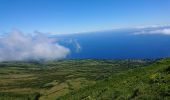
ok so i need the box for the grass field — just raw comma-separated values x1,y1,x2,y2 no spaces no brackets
0,59,151,100
57,58,170,100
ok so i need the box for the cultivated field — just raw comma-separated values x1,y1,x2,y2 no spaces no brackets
0,59,150,100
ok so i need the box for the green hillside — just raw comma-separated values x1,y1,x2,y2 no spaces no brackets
0,59,150,100
57,58,170,100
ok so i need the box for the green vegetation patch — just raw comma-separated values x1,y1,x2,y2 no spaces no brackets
57,58,170,100
0,59,151,100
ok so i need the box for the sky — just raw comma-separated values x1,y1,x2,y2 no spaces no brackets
0,0,170,34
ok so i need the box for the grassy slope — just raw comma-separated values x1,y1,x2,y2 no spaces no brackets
0,59,150,100
57,58,170,100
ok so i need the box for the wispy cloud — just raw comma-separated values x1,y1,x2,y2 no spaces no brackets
74,40,81,53
133,24,170,29
133,25,170,35
0,30,70,61
67,39,82,53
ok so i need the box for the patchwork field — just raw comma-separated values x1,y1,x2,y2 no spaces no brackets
58,58,170,100
0,59,151,100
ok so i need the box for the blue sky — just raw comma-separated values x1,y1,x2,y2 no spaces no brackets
0,0,170,34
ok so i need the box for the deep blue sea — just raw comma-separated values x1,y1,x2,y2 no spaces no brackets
53,28,170,59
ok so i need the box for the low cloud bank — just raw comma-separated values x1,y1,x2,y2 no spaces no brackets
134,27,170,35
0,30,70,61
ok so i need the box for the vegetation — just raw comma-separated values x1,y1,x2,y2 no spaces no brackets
0,59,150,100
57,58,170,100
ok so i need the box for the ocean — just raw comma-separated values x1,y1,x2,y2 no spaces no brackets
53,28,170,59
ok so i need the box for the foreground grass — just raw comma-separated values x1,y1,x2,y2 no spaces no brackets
57,58,170,100
0,59,150,100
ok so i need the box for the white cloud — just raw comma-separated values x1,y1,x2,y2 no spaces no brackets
149,28,170,35
67,38,82,53
0,30,70,61
133,24,170,29
74,40,81,52
134,28,170,35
